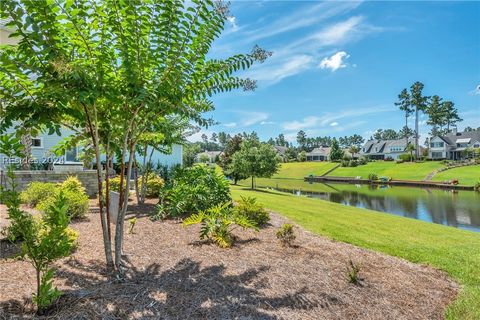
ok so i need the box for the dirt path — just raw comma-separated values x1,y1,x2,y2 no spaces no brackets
0,203,458,319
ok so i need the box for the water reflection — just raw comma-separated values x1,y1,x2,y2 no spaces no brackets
277,183,480,232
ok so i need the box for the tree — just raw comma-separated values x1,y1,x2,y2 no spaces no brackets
405,143,415,162
296,130,307,151
349,134,365,148
218,134,245,184
442,101,462,132
218,131,229,147
298,150,307,162
409,82,430,158
199,153,210,163
211,132,218,143
231,138,279,189
329,138,344,161
395,88,413,145
183,143,201,167
1,0,270,276
275,133,286,147
348,145,359,158
425,95,446,136
398,126,415,140
372,129,398,140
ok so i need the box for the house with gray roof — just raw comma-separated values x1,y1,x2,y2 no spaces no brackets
360,138,409,160
306,147,331,161
428,129,480,160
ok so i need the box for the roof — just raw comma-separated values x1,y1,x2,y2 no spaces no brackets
274,145,288,155
306,147,330,156
456,138,471,144
361,138,408,155
435,130,480,146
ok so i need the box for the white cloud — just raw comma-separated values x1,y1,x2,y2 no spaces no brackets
226,16,238,32
469,85,480,95
330,122,339,126
312,16,364,46
223,122,237,128
246,55,313,84
243,1,363,43
319,51,350,71
260,121,275,125
238,111,269,126
283,106,394,131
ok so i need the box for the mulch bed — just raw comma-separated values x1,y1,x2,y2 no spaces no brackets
0,200,458,319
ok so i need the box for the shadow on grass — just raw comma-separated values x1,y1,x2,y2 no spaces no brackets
233,187,290,196
0,258,321,319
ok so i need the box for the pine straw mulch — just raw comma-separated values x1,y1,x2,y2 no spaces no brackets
0,200,458,320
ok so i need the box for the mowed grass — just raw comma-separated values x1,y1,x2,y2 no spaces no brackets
328,161,445,180
432,165,480,186
231,185,480,319
270,162,338,179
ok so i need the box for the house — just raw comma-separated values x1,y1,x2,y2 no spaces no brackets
428,129,480,160
0,126,183,171
273,145,288,161
306,147,331,161
195,151,222,163
360,138,409,160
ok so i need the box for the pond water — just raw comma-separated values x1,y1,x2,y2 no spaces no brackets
266,181,480,232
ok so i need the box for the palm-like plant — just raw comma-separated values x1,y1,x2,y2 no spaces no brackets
405,143,415,162
183,202,258,248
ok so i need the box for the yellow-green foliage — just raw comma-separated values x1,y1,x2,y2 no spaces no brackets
276,223,296,247
38,189,89,219
20,182,57,207
60,176,86,194
235,196,270,226
139,173,164,198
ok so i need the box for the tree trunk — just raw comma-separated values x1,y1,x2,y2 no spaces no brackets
415,107,419,159
21,128,32,170
134,154,140,205
93,137,114,270
251,176,254,189
114,142,135,278
105,151,112,242
405,114,408,146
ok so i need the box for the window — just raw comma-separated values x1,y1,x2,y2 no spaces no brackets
456,143,468,148
31,138,43,148
390,146,403,152
65,148,78,162
431,152,443,159
430,142,444,148
474,144,480,148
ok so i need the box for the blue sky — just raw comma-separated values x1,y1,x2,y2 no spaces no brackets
191,1,480,143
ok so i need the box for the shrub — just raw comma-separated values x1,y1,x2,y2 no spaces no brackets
20,182,57,207
38,189,89,219
384,156,394,161
357,157,368,165
342,154,352,161
60,176,85,194
276,224,296,247
139,173,164,198
346,259,362,284
340,160,349,167
399,153,413,162
153,166,230,219
368,173,378,181
183,202,258,248
235,196,270,227
396,159,404,164
348,160,358,167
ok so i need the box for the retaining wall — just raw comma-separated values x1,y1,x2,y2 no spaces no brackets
1,170,99,196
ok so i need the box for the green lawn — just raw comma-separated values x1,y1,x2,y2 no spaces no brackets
231,185,480,319
328,161,445,180
432,165,480,186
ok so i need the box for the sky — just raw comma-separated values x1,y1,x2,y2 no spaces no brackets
190,0,480,143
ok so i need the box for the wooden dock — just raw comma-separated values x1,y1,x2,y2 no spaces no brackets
304,176,475,191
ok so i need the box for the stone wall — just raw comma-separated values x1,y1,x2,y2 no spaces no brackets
2,170,99,196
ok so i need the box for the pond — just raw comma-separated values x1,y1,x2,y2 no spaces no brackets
263,180,480,232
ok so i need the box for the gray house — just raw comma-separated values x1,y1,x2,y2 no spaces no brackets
306,147,331,161
360,139,409,160
428,129,480,160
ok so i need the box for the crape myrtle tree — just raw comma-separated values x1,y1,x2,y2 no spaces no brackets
0,0,271,277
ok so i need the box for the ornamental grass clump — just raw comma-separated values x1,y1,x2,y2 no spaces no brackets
346,259,362,285
183,202,258,248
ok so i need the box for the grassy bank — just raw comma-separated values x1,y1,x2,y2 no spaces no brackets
327,161,445,180
432,165,480,186
231,185,480,319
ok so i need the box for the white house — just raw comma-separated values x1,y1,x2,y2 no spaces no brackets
428,129,480,160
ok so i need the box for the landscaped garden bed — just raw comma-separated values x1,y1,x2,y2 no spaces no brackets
0,201,458,319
